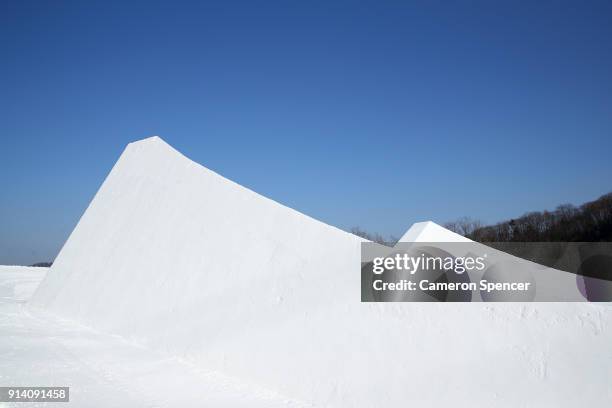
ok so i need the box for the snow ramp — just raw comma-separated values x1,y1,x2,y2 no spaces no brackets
32,137,612,407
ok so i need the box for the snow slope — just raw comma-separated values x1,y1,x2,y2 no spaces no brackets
0,268,313,407
29,137,612,407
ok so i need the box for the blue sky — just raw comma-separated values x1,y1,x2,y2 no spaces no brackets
1,0,612,264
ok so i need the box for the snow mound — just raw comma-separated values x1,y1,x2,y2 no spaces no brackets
31,137,612,407
399,220,471,242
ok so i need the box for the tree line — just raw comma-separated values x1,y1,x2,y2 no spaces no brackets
445,192,612,242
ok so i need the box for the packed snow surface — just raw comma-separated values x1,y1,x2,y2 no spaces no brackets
0,267,312,407
2,137,611,407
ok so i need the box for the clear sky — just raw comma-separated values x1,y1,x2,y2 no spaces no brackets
1,0,612,265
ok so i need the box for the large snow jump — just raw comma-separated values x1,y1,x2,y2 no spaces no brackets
31,137,612,407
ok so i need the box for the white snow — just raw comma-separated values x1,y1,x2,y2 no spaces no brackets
0,266,47,302
0,268,313,407
1,137,610,407
400,220,472,242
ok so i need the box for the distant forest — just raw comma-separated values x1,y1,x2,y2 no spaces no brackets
351,191,612,243
445,192,612,242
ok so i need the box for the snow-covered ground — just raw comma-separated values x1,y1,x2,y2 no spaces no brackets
0,266,312,407
0,266,46,302
3,264,611,407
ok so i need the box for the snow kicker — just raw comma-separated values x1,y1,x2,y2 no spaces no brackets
31,137,612,407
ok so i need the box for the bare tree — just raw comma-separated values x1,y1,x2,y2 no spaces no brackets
444,217,482,236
